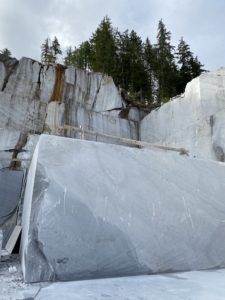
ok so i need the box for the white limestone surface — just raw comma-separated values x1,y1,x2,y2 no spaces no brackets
3,57,41,97
211,108,225,161
140,69,225,144
0,57,123,135
21,135,225,283
64,68,122,112
39,64,55,103
128,107,147,122
35,270,225,300
0,93,47,133
0,128,20,151
153,107,225,161
44,105,138,145
17,134,40,168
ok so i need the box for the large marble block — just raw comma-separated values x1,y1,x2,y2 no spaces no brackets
21,135,225,283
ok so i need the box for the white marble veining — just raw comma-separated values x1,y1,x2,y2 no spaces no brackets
21,135,225,283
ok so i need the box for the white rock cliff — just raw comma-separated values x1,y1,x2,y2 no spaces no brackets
140,68,225,161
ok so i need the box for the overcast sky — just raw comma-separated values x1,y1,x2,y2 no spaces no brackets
0,0,224,71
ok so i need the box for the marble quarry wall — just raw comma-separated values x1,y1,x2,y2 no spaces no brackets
0,55,139,163
140,68,225,161
21,135,225,283
1,54,225,163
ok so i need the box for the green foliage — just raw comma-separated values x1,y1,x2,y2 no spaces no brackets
143,38,156,103
89,16,117,77
62,16,205,105
41,37,62,64
0,48,11,56
63,41,92,69
51,36,62,62
175,37,205,93
154,19,178,103
64,46,73,66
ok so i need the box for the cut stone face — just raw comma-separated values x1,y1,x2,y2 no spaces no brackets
0,229,2,262
141,68,225,143
0,170,24,247
21,135,225,283
0,170,24,225
0,128,21,151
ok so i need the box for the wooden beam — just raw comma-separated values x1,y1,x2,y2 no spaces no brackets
63,125,189,156
0,158,31,161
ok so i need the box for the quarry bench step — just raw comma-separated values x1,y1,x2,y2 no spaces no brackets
63,124,189,156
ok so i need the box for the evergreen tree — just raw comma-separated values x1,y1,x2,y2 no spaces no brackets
144,38,156,102
0,48,11,56
116,29,148,99
176,37,205,92
155,19,177,102
60,16,206,105
41,37,62,64
176,37,193,92
74,41,91,70
41,37,52,64
115,29,130,89
64,46,73,66
89,16,117,77
127,30,147,96
51,36,62,63
190,55,205,78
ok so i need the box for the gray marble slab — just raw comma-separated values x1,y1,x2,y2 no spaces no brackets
21,135,225,283
0,170,24,247
0,229,2,262
0,170,23,225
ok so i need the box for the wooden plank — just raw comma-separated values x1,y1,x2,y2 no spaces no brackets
5,225,22,254
63,125,189,156
0,158,31,161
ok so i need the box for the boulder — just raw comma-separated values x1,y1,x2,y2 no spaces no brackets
21,134,225,283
